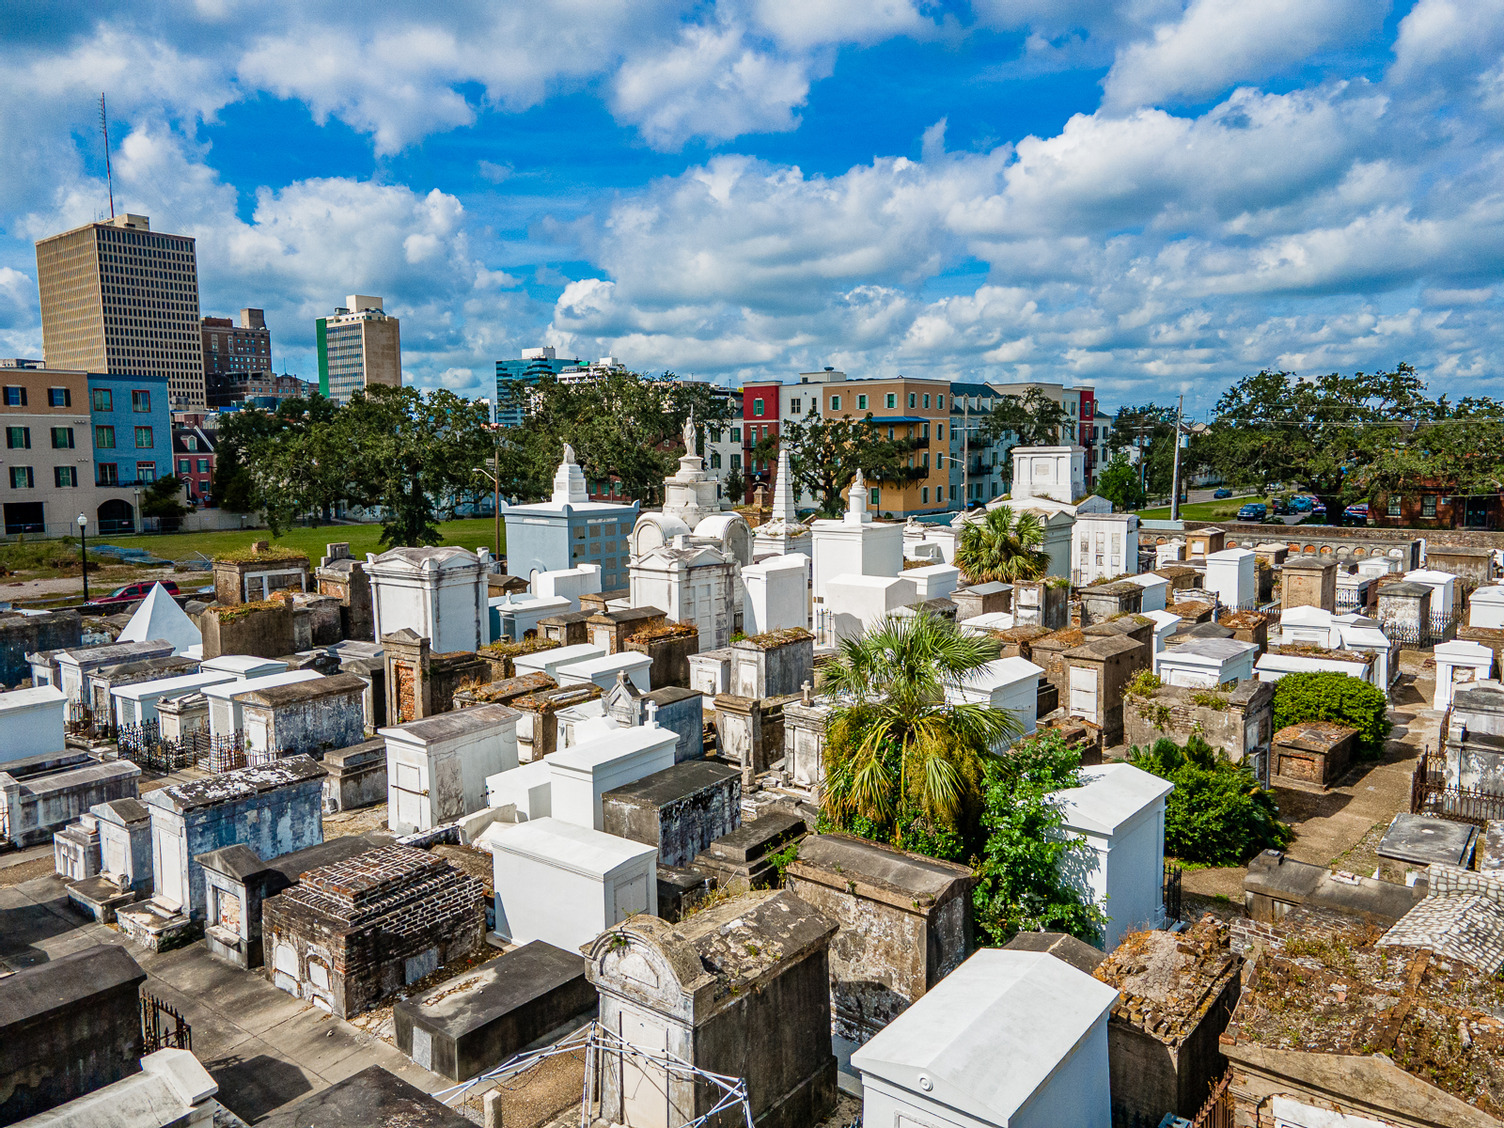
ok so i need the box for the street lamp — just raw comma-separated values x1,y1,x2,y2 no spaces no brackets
76,513,89,604
473,464,501,560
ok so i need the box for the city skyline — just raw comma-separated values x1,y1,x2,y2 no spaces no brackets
0,3,1501,413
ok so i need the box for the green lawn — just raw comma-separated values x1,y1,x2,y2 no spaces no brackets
1,517,506,572
1136,497,1275,522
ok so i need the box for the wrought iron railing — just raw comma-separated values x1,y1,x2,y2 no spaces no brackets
141,993,191,1053
1380,608,1463,648
1411,751,1504,828
1163,862,1183,924
1188,1071,1233,1128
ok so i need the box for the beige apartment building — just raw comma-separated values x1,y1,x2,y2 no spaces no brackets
315,296,402,405
35,214,204,408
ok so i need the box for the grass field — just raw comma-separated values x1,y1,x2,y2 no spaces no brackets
1136,497,1277,521
0,517,505,577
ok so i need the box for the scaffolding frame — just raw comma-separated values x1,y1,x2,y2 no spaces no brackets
432,1019,755,1128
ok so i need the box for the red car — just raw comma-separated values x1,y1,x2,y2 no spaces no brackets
92,580,180,606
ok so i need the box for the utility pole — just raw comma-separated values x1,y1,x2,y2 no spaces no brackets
1170,394,1186,522
962,399,970,507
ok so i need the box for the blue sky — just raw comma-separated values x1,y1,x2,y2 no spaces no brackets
1,0,1503,415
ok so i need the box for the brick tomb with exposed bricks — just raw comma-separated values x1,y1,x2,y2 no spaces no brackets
262,844,485,1019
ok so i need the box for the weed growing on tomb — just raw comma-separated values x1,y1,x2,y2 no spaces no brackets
971,730,1105,946
1271,671,1391,759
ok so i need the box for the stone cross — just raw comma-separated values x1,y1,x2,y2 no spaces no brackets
801,679,812,705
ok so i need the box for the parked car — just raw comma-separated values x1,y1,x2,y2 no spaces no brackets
1237,503,1268,521
92,580,180,606
1344,502,1370,526
1271,498,1290,515
1213,487,1233,499
1289,495,1313,512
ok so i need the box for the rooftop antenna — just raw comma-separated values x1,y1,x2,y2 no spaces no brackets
99,93,115,219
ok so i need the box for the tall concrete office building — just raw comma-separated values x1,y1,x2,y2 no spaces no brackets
315,295,402,405
35,214,205,408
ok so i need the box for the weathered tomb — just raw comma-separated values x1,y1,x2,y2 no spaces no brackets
601,759,741,868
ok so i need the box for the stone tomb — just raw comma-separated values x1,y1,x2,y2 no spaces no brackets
1052,763,1173,951
741,553,810,636
548,720,677,831
367,545,491,653
584,889,838,1128
728,628,814,700
952,581,1012,620
198,833,380,968
1242,850,1425,926
692,809,807,890
238,671,368,761
0,753,140,850
382,630,490,726
321,737,389,813
601,759,741,867
65,795,154,921
1154,636,1259,689
686,648,731,698
851,948,1117,1128
1433,638,1495,710
53,639,176,705
394,940,597,1082
0,945,148,1124
1064,634,1149,746
479,817,658,952
381,703,520,835
555,650,652,693
784,833,973,1047
1470,585,1504,629
0,685,66,765
1012,578,1070,630
263,844,485,1019
821,574,916,646
945,656,1043,745
1076,581,1144,626
784,690,833,791
1272,721,1360,789
117,756,326,950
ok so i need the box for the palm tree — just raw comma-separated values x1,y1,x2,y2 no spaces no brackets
954,505,1050,583
819,612,1023,850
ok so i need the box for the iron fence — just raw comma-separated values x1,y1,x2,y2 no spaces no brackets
1189,1072,1233,1128
206,732,247,774
1380,608,1463,648
141,993,191,1053
1163,862,1183,924
66,702,109,740
116,723,241,775
1411,751,1504,828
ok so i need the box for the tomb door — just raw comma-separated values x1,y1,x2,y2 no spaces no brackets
618,1011,671,1128
1069,666,1098,721
156,829,184,908
394,762,425,831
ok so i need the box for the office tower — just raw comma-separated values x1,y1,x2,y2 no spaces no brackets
35,214,204,408
202,308,272,404
315,295,402,405
493,347,581,426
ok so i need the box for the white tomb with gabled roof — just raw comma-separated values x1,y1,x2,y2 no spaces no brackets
547,719,676,831
555,651,652,693
1051,762,1174,951
112,670,239,728
512,642,606,681
945,657,1043,742
1155,637,1258,689
1470,585,1504,629
852,947,1116,1128
477,816,657,952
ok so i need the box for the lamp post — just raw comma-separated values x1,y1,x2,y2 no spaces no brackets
474,462,501,560
76,513,89,604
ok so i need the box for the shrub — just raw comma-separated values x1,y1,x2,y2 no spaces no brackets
972,730,1106,946
1124,669,1162,698
1271,671,1391,759
1128,736,1291,866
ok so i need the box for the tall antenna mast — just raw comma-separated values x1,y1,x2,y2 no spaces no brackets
99,94,115,219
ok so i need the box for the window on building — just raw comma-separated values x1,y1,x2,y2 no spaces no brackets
5,427,29,450
923,394,930,408
857,394,868,410
136,462,156,483
47,387,70,407
1422,495,1437,518
135,426,153,448
923,452,930,468
937,423,944,440
949,484,956,500
937,395,945,409
54,466,77,488
830,395,841,411
9,466,33,488
885,393,896,409
922,423,930,440
731,453,742,469
50,427,73,449
132,390,152,412
710,450,722,469
753,398,765,416
198,458,210,474
91,388,112,412
789,398,802,415
1387,495,1401,517
184,435,197,451
178,458,191,475
98,463,118,486
909,393,916,408
730,427,741,442
94,425,115,449
922,486,929,503
871,487,880,505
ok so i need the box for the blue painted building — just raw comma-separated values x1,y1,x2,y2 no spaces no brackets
502,447,638,591
87,373,172,532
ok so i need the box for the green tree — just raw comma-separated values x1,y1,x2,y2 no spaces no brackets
779,412,916,518
1271,671,1392,759
140,475,188,530
1095,451,1145,511
972,730,1107,945
213,404,287,513
1127,736,1292,865
818,612,1021,855
1109,403,1187,499
341,386,492,547
977,388,1071,447
723,464,746,507
247,395,351,533
953,506,1050,583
